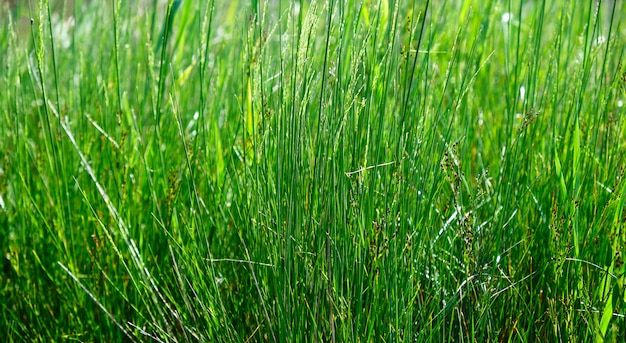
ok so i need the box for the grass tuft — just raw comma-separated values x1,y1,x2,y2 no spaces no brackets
1,0,626,341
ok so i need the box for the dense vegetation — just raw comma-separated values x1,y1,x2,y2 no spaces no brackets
1,0,625,341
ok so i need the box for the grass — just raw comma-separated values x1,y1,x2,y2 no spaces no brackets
1,0,625,341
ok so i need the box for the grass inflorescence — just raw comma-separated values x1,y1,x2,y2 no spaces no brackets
1,0,625,341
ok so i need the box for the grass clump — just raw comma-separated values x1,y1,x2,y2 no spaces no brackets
1,0,626,341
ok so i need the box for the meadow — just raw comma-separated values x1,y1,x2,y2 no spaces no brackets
1,0,625,341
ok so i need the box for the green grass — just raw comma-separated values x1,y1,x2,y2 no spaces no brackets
1,0,626,341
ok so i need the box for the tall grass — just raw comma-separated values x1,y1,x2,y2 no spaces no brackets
1,0,625,341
